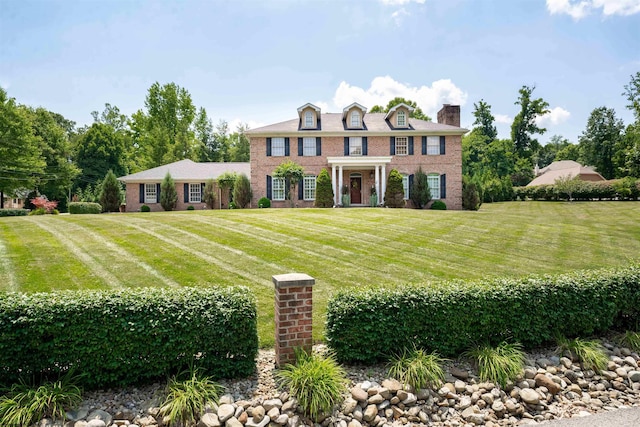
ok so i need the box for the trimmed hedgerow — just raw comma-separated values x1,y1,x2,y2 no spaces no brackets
0,209,28,217
68,202,102,214
515,178,640,201
326,265,640,364
0,287,258,389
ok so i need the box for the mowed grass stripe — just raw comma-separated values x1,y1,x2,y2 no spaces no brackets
0,234,17,291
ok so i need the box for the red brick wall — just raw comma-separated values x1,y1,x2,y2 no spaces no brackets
123,181,232,212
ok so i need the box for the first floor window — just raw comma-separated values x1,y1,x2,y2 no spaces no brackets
303,137,316,156
349,137,362,156
304,175,316,200
189,183,201,203
145,183,157,203
396,137,408,156
273,177,285,201
271,137,285,156
402,174,409,200
427,174,440,199
427,136,440,155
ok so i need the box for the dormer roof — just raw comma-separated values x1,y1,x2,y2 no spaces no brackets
297,103,321,115
384,102,414,121
341,102,367,121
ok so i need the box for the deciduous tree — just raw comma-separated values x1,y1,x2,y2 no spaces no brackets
472,99,497,142
511,85,550,158
578,106,624,179
370,97,431,121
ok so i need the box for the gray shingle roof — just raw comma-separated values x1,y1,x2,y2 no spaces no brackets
245,113,467,135
118,159,250,182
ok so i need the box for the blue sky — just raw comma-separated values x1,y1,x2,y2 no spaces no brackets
1,0,639,144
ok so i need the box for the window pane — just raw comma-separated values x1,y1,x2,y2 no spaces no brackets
351,111,360,127
305,111,313,127
145,183,157,203
397,111,406,127
402,175,409,200
304,176,316,200
396,137,408,155
349,137,362,156
427,136,440,155
427,175,440,199
272,137,285,156
303,137,316,156
273,177,285,201
189,183,201,203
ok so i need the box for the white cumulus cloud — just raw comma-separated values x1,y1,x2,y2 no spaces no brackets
494,114,513,124
546,0,640,19
331,76,468,119
535,107,571,127
380,0,426,5
391,8,410,25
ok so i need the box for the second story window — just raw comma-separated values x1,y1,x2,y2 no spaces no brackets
271,137,285,156
426,136,440,155
350,110,361,128
303,137,316,156
397,110,406,127
349,137,362,156
305,111,314,128
395,137,408,155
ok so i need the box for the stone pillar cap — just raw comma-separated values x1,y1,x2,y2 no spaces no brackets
272,273,315,288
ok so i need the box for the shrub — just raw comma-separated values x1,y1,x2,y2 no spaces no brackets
141,204,151,212
388,347,445,390
384,169,405,208
160,172,178,211
0,372,82,425
228,201,237,209
186,205,195,211
276,348,347,422
0,209,28,217
30,197,57,214
159,367,223,427
99,170,123,212
315,168,334,208
203,179,216,209
0,287,258,388
325,265,640,363
232,173,252,208
68,202,102,215
555,336,608,373
409,167,431,209
29,208,46,215
431,200,447,210
258,197,271,208
464,342,525,388
515,178,640,201
462,181,481,210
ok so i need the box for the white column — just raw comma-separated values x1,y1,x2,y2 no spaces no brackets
381,164,386,205
331,165,337,206
374,165,380,205
338,165,344,205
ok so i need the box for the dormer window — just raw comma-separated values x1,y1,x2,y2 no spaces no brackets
351,111,361,128
305,111,314,128
397,110,406,127
297,103,321,129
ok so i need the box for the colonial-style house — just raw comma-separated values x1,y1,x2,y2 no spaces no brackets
118,159,250,212
246,103,467,209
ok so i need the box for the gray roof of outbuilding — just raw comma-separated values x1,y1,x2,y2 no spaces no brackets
118,159,250,182
245,113,467,135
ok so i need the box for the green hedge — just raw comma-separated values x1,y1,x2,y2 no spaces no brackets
515,178,640,201
68,202,102,214
0,287,258,388
0,209,29,217
326,266,640,364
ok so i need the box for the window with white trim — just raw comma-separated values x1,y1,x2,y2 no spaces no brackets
396,137,408,155
402,174,409,200
426,136,440,155
189,183,202,203
303,137,316,156
350,110,361,128
303,175,316,200
349,137,362,156
273,177,285,201
271,137,285,156
145,183,157,203
305,111,314,128
427,174,440,199
397,110,406,127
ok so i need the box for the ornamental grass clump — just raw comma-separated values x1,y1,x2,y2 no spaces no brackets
0,373,83,426
615,331,640,352
276,348,347,422
465,342,525,388
159,367,223,427
388,347,446,390
556,336,608,373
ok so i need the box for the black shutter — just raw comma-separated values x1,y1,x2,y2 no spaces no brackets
139,184,144,203
184,183,189,203
344,137,349,156
316,137,321,156
201,183,205,200
363,137,368,155
266,176,272,200
266,138,272,156
285,137,290,156
408,136,414,155
298,178,304,200
298,138,303,156
409,174,414,199
440,174,447,199
156,183,161,203
390,137,396,155
422,136,427,155
440,136,446,155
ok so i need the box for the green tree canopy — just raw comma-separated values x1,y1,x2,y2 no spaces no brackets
369,97,431,121
511,85,550,158
75,122,128,189
578,106,624,179
472,99,498,142
273,160,305,207
623,71,640,122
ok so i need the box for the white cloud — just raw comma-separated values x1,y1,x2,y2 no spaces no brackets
380,0,426,5
314,101,330,113
546,0,640,19
494,114,513,124
391,8,409,25
331,76,467,119
535,106,571,127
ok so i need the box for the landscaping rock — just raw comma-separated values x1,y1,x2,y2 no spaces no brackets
519,389,540,405
351,386,368,402
535,373,562,394
199,413,220,427
217,404,235,423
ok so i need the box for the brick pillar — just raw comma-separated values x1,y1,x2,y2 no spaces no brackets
272,273,315,366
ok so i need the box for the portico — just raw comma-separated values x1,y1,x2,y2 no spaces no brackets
327,156,392,206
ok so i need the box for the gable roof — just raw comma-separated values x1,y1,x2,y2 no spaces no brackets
527,160,604,187
246,113,467,136
384,102,414,121
118,159,250,183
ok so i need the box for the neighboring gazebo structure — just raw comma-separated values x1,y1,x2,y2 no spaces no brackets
527,160,605,187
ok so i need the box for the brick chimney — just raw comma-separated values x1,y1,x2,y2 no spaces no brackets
437,104,460,127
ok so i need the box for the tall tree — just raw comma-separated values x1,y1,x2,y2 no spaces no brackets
194,108,216,162
535,135,574,168
99,169,123,212
369,97,431,121
75,122,128,189
229,123,250,162
578,106,624,179
623,71,640,121
0,88,44,206
511,85,550,158
214,120,231,162
91,103,128,132
160,172,178,211
472,99,497,141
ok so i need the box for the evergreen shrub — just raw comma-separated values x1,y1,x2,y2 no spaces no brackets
0,209,28,217
326,265,640,363
68,202,102,214
258,197,271,208
314,169,334,208
141,205,151,212
430,200,447,210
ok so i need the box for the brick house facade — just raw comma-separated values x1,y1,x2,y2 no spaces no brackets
246,103,467,209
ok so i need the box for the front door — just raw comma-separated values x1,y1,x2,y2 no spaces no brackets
350,176,362,204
